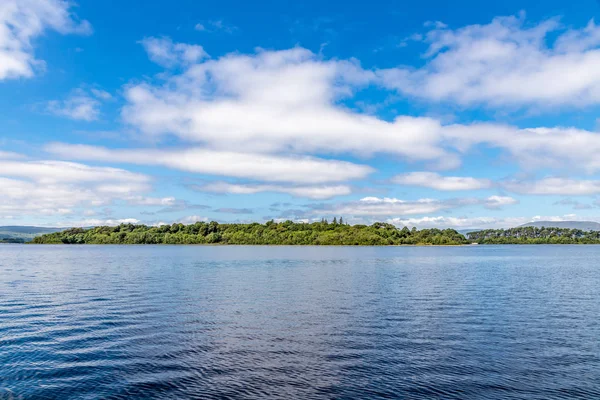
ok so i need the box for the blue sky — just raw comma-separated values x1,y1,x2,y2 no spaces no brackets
3,0,600,229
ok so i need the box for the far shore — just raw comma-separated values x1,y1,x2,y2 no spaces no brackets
20,221,600,246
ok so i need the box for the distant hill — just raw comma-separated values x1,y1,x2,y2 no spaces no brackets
0,226,64,242
519,221,600,231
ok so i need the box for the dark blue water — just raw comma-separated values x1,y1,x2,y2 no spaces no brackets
1,245,599,399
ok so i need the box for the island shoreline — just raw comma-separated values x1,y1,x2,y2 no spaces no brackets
29,222,600,246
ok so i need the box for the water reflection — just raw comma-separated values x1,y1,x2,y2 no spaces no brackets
1,245,599,399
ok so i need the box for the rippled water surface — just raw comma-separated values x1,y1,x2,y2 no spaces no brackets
1,245,600,399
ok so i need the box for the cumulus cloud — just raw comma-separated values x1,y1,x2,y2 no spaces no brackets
484,195,518,209
313,196,454,216
177,215,209,224
0,159,148,185
0,150,24,159
31,38,600,206
49,120,600,182
309,195,518,217
443,124,600,174
195,182,352,199
386,216,528,229
46,88,111,121
119,43,600,175
0,157,165,218
378,13,600,108
121,46,460,166
0,176,127,217
385,215,598,230
0,0,91,80
89,88,112,100
25,30,600,224
502,177,600,195
392,171,492,190
51,136,562,206
139,37,207,68
46,143,372,184
46,95,98,121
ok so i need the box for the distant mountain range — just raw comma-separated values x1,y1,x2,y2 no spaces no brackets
0,226,63,242
518,221,600,231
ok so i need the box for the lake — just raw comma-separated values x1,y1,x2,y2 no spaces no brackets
1,245,599,399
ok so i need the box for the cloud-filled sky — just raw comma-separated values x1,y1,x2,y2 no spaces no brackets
3,0,600,229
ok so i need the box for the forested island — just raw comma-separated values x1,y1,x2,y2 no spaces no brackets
31,220,468,245
29,221,600,245
468,226,600,244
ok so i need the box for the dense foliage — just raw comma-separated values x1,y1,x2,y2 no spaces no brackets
468,226,600,244
31,220,468,246
0,237,25,244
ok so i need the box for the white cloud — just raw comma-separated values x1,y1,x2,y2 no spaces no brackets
45,143,373,184
0,0,91,80
0,150,24,159
387,216,529,229
273,218,312,224
485,195,518,209
47,94,99,121
310,195,518,217
89,88,112,100
119,43,600,175
46,87,111,121
502,177,600,195
442,124,600,174
0,159,148,184
198,182,352,199
0,177,103,217
311,197,454,217
178,215,209,224
385,215,600,230
121,46,460,166
49,214,600,230
194,20,237,33
125,196,176,206
392,171,492,190
0,157,162,218
53,218,141,228
24,34,600,226
424,21,448,29
139,37,207,68
378,13,600,107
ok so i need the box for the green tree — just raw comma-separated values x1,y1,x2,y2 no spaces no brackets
32,221,473,246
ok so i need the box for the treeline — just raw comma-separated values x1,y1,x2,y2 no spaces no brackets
31,220,468,246
0,238,25,244
468,226,600,244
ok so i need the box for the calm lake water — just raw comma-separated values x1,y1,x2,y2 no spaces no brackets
1,245,599,399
